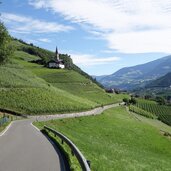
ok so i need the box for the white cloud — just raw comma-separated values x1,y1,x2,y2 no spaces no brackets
107,29,171,53
38,38,51,43
71,54,120,66
29,0,171,53
1,12,73,34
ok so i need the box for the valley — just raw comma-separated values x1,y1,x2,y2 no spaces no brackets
95,55,171,91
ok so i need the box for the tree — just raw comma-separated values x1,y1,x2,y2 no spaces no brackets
0,22,13,64
156,96,166,105
129,97,137,105
123,98,129,105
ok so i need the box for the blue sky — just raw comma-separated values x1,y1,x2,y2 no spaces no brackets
1,0,171,75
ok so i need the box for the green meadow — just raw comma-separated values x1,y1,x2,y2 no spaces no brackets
35,107,171,171
0,50,125,115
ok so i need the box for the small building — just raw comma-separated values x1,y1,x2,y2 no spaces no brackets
47,47,65,69
105,88,115,94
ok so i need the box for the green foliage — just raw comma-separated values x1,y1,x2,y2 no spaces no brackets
12,38,104,88
0,61,96,114
0,113,18,132
129,105,156,119
31,65,126,105
35,107,171,171
19,46,52,63
155,96,166,105
129,97,137,104
123,97,136,105
0,87,94,114
0,50,126,114
135,99,171,125
123,97,129,105
0,22,13,64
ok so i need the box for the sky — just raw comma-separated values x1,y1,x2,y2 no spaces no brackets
1,0,171,76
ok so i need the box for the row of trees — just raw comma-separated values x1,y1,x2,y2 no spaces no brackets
0,2,13,64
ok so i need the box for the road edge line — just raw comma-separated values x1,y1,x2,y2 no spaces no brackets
0,121,13,137
30,122,40,132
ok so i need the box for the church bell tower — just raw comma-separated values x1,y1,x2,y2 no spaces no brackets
56,46,59,61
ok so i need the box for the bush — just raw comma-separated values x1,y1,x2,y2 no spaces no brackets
129,97,137,105
123,98,129,105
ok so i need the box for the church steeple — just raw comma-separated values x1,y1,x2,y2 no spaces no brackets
56,46,59,61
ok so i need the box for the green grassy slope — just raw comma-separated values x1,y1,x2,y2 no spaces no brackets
29,64,125,105
0,61,95,114
0,48,125,115
36,107,171,171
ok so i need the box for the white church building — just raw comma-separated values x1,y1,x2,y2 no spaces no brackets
47,47,65,69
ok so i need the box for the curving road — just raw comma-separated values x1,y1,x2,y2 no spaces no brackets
0,120,66,171
0,103,120,171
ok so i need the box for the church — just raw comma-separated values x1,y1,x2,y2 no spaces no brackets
47,47,65,69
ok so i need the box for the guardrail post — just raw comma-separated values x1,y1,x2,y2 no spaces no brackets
61,139,64,144
71,150,74,156
87,160,91,168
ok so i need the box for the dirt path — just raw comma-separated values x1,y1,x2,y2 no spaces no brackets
29,103,122,122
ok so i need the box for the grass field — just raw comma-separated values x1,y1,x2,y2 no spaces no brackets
18,51,126,105
35,106,171,171
0,50,126,115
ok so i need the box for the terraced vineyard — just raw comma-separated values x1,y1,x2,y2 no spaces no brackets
129,105,156,119
0,44,126,115
135,99,171,125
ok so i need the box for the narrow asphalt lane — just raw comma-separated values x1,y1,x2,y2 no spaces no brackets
0,120,66,171
0,103,121,171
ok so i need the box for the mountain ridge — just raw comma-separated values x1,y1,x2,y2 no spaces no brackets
96,55,171,90
146,72,171,88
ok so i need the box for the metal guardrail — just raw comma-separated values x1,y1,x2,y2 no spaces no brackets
44,125,91,171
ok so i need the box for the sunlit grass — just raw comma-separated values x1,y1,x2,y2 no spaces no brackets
36,107,171,171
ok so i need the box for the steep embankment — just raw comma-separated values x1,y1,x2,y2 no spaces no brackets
0,40,125,115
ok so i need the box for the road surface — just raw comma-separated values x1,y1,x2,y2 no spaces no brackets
0,120,66,171
0,103,120,171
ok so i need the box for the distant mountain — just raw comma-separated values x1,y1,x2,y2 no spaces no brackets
146,72,171,88
96,55,171,90
92,75,107,81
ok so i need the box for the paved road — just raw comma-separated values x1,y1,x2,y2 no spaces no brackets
0,120,66,171
0,103,121,171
